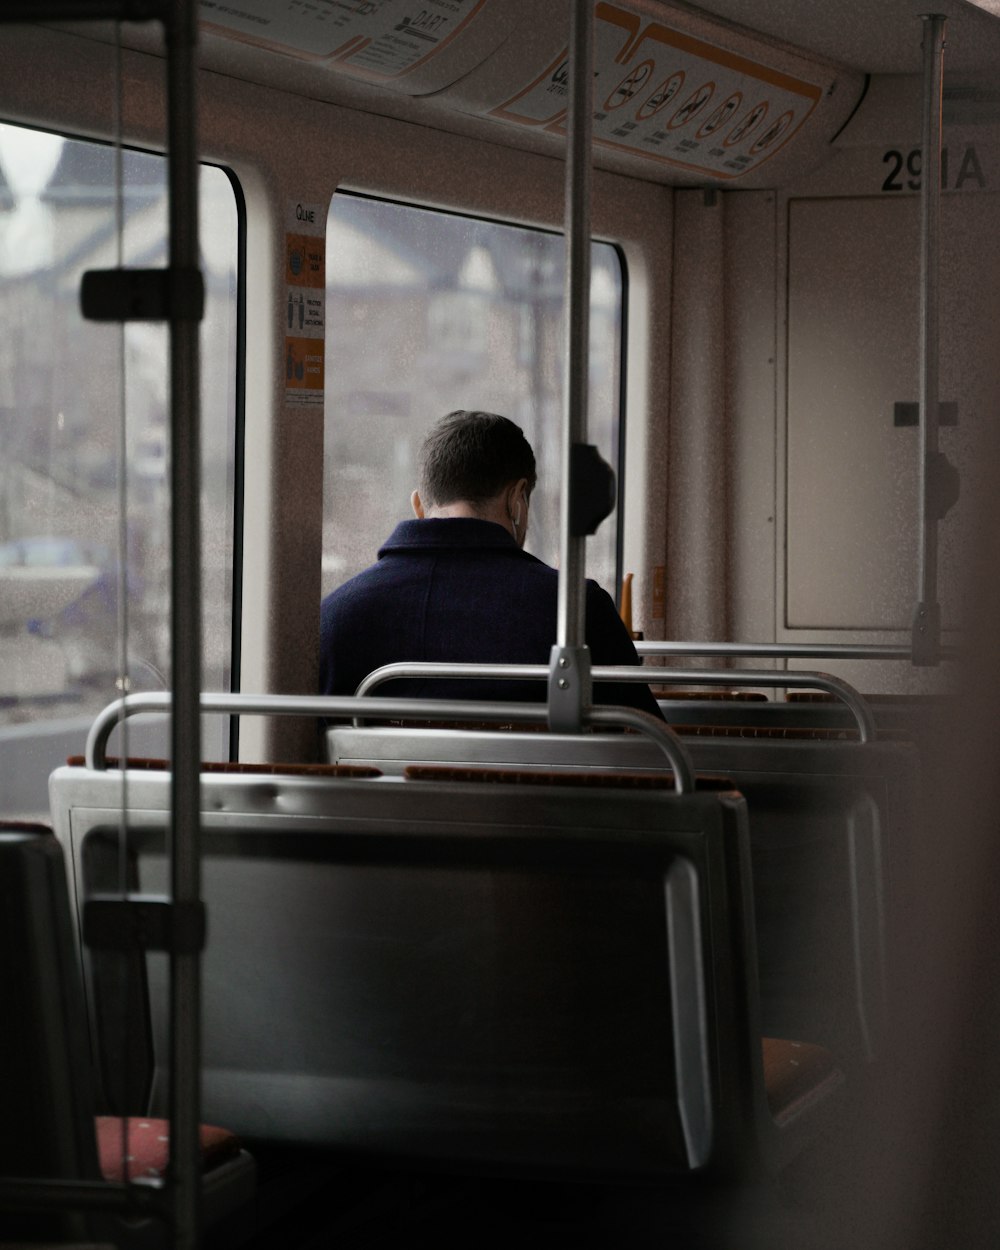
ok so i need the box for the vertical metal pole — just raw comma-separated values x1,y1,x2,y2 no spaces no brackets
549,0,594,731
911,13,947,666
165,1,203,1246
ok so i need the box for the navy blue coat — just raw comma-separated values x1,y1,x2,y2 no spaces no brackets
319,517,662,718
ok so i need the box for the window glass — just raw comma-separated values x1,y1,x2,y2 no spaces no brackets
322,195,623,598
0,124,239,815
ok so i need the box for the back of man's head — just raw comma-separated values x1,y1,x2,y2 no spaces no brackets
419,410,537,507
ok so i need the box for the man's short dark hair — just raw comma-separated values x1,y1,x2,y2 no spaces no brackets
419,410,537,507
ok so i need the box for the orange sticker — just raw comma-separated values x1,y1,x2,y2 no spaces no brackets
285,337,325,391
286,232,325,288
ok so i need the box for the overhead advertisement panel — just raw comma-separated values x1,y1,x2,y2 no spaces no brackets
487,2,824,180
198,0,487,82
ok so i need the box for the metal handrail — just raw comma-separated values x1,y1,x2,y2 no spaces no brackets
353,661,877,744
85,692,697,794
913,13,948,665
0,6,204,1242
163,7,204,1237
634,641,959,661
642,668,876,742
555,0,593,659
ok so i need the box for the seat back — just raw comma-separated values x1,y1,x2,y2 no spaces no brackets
0,826,256,1245
327,724,917,1066
0,830,100,1241
682,735,915,1065
50,763,775,1178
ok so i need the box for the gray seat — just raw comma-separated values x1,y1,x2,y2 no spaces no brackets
0,827,255,1247
49,761,842,1181
682,733,917,1066
326,723,918,1067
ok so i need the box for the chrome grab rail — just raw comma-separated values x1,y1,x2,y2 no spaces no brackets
642,668,876,743
85,691,696,795
354,661,877,744
634,641,959,661
550,0,595,728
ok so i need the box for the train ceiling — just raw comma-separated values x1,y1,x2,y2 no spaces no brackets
42,0,1000,189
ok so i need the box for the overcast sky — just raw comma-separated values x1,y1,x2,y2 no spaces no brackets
0,124,65,274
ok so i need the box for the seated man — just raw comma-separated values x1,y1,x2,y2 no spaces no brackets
319,409,662,718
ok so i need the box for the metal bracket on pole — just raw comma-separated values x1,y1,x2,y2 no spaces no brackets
911,13,948,668
84,895,207,955
911,598,943,668
81,266,205,323
548,644,593,734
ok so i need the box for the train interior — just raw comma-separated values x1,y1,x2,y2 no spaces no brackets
2,1,1000,1247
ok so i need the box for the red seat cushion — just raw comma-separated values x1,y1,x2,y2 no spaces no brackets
96,1116,242,1181
762,1037,842,1123
0,820,53,835
68,755,381,778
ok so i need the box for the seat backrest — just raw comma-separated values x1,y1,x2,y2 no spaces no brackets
0,830,100,1241
49,764,771,1179
326,725,917,1067
0,826,256,1245
681,735,917,1066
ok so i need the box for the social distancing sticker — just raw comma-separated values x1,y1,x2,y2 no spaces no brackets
490,1,823,180
285,200,325,408
285,337,325,393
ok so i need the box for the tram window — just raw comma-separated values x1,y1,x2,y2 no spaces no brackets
0,123,240,814
322,194,624,599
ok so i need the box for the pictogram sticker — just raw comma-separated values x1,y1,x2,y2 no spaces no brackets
697,91,742,138
285,337,324,391
667,81,715,130
724,101,768,147
286,231,325,288
605,60,654,111
750,109,793,154
635,72,685,121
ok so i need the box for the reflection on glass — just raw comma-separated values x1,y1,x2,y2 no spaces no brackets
0,124,238,814
322,194,623,598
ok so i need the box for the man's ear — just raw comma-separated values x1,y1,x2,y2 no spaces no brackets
509,478,529,517
411,490,425,519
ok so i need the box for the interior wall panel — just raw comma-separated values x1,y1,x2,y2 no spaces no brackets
664,190,727,645
724,189,780,655
785,193,1000,634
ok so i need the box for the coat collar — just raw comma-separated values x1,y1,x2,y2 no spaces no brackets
378,517,525,557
